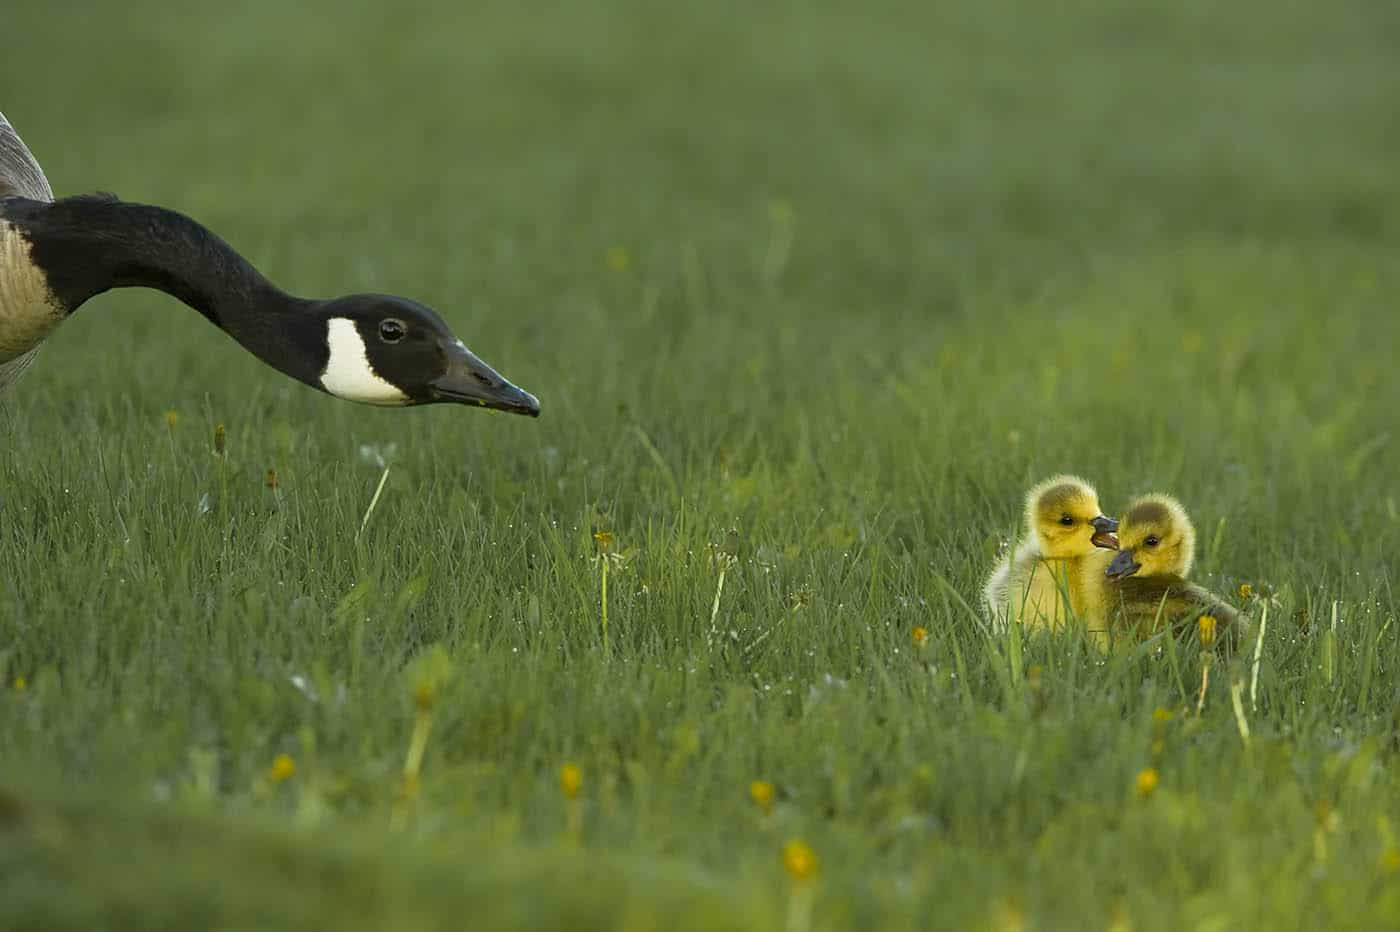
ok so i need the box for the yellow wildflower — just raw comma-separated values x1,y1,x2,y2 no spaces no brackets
1107,897,1133,932
13,677,26,692
781,839,818,882
264,469,279,490
268,753,295,784
1238,583,1253,599
213,423,227,458
1198,615,1218,647
605,246,632,272
911,626,928,647
1135,767,1159,799
560,763,583,800
992,897,1025,932
593,531,614,554
1380,847,1400,874
163,409,179,429
1152,706,1172,723
750,780,775,813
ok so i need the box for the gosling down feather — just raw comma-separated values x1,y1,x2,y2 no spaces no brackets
0,111,539,413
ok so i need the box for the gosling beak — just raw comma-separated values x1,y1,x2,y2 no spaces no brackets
1105,548,1141,580
430,341,541,416
1090,515,1120,550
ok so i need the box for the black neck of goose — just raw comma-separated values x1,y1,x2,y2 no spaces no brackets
14,195,328,386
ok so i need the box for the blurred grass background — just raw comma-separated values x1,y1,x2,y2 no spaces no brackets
2,0,1399,928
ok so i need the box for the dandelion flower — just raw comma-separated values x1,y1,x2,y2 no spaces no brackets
268,753,295,784
1380,847,1400,874
911,626,928,648
605,246,632,272
163,409,179,429
560,763,583,800
781,839,818,882
593,531,614,554
1238,583,1253,599
213,423,227,458
992,897,1025,932
1198,615,1218,648
13,677,26,692
1135,767,1159,799
1152,706,1173,723
750,780,775,813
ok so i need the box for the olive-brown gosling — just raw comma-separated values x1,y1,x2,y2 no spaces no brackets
983,475,1120,631
1084,494,1238,644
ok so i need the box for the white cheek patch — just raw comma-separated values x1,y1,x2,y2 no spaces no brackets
321,318,409,406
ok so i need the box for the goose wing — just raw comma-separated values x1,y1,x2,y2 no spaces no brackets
0,111,53,389
0,111,53,202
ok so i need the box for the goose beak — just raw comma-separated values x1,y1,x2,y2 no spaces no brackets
1090,515,1120,550
431,341,540,416
1105,548,1140,580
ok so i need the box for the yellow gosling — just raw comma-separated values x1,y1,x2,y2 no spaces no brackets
983,475,1120,632
1086,494,1238,644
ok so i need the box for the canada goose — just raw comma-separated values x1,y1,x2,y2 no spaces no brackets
983,475,1120,631
1090,494,1238,643
0,111,539,414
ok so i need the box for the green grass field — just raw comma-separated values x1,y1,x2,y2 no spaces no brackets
3,0,1400,928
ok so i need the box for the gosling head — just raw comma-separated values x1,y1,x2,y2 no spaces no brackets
1105,494,1196,581
1024,474,1120,559
314,294,540,415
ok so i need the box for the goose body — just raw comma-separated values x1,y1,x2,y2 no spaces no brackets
0,111,539,414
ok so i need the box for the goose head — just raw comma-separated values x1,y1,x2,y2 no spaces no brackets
1024,474,1120,559
1105,494,1196,580
0,192,541,416
314,294,539,414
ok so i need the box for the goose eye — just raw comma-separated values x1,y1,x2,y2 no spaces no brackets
379,319,406,344
1145,535,1160,547
1059,515,1075,526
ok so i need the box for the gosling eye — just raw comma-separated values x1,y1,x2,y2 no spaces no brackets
378,318,407,344
1059,515,1075,526
1145,535,1160,547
